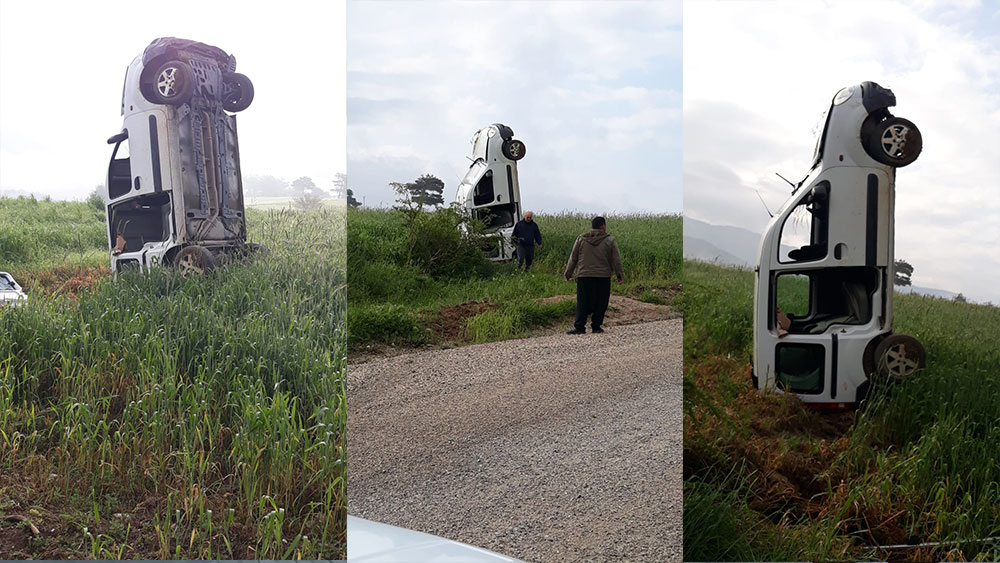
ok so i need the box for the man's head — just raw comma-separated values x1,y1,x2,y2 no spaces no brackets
524,211,534,222
592,216,606,231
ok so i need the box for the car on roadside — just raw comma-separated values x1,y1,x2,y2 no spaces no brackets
347,516,522,562
454,123,527,262
0,272,27,307
753,81,925,409
105,37,258,275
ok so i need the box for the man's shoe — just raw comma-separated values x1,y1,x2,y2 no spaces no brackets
566,328,586,335
591,327,604,334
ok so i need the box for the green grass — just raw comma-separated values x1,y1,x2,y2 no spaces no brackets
683,260,1000,562
0,201,346,559
347,207,682,348
0,196,107,269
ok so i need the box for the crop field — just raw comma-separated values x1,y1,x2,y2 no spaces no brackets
245,197,345,211
0,197,346,559
683,260,1000,562
347,207,682,350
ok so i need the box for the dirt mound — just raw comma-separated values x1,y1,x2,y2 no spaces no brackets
16,264,110,297
422,299,499,342
537,294,678,326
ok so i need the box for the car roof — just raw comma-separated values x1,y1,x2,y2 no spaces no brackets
347,516,520,562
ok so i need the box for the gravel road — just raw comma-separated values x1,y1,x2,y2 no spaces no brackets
348,319,683,562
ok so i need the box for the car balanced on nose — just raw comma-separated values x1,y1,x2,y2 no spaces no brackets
753,81,925,409
454,123,527,262
104,37,259,276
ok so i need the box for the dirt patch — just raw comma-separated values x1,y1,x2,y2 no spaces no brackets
422,299,499,343
16,264,109,297
632,283,682,304
536,294,679,326
684,356,855,524
0,522,30,557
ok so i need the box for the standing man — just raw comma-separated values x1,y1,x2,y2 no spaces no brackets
563,216,624,334
512,211,542,271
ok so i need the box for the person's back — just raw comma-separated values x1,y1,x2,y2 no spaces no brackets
571,230,623,279
564,217,624,334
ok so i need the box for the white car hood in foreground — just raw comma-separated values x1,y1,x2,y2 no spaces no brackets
347,516,521,562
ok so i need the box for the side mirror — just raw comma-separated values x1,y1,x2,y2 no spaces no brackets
107,130,128,145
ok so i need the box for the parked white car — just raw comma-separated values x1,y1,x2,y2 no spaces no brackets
455,123,526,262
347,516,521,562
753,81,924,409
0,272,27,307
105,37,257,275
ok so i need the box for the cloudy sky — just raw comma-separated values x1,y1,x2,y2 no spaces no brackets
0,2,345,201
347,0,682,214
684,0,1000,304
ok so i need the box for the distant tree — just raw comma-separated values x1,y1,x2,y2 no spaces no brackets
291,176,327,210
86,186,104,212
401,174,445,208
894,259,914,287
292,176,327,197
346,189,362,208
955,293,967,303
332,173,347,199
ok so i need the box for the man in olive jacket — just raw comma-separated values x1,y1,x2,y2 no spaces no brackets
563,216,624,334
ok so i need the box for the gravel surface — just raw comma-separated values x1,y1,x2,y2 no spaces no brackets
348,319,683,562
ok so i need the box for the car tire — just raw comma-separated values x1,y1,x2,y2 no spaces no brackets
864,116,922,167
150,60,196,105
175,245,216,276
861,334,885,376
502,139,526,161
874,333,925,381
222,72,254,113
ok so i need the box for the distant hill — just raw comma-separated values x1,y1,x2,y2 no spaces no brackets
683,217,786,267
684,236,748,267
684,216,962,300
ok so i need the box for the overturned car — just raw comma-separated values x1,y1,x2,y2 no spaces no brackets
105,37,257,275
454,123,526,261
753,81,925,409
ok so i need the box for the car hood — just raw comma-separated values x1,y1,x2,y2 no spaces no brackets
347,516,521,562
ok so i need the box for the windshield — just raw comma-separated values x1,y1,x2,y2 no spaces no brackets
0,276,15,291
810,106,831,168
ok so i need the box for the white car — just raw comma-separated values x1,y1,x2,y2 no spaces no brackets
753,81,924,409
455,123,526,262
0,272,27,307
105,37,257,275
347,516,521,562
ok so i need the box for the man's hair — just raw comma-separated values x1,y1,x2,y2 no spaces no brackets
591,216,606,229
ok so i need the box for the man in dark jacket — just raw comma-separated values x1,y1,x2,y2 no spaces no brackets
563,216,624,334
512,211,542,271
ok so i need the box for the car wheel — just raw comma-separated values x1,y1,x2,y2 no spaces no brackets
222,72,254,113
502,139,526,161
864,116,922,167
175,245,216,276
150,60,196,105
862,334,885,376
874,333,925,381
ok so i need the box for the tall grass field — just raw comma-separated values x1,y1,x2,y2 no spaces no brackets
348,207,682,349
683,260,1000,562
0,197,346,559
